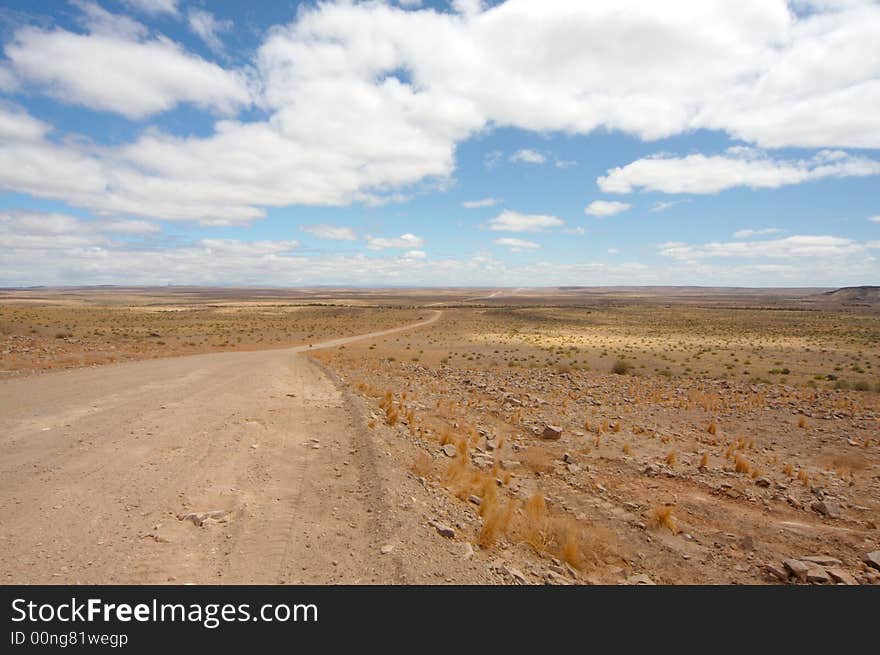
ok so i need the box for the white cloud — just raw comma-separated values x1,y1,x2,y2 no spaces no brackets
607,248,619,254
5,20,251,119
599,149,880,194
650,199,691,212
403,249,426,259
75,1,148,39
0,210,159,249
494,237,540,252
733,227,782,239
120,0,179,16
462,197,500,208
301,224,357,241
563,226,586,236
366,233,424,250
187,8,232,54
509,149,546,165
1,0,879,229
660,235,879,260
869,215,880,223
488,210,563,232
584,200,631,217
2,219,878,288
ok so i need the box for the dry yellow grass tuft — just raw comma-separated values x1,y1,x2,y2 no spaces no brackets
699,453,709,469
798,415,808,429
734,454,750,474
650,505,678,534
707,420,718,436
410,452,433,478
665,450,677,466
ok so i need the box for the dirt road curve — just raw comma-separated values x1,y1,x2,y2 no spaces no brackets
0,311,447,584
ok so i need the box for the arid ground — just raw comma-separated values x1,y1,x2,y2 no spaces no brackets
1,286,878,584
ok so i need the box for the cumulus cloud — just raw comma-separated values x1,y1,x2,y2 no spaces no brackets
0,210,159,250
494,237,540,252
598,149,880,195
509,149,546,165
869,215,880,223
120,0,179,16
462,197,500,208
733,227,782,239
584,200,631,217
0,0,878,230
187,8,232,54
300,224,357,241
366,233,424,250
488,210,563,232
660,235,880,260
4,15,251,118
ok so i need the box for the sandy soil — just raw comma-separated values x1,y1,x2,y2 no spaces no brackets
0,310,493,584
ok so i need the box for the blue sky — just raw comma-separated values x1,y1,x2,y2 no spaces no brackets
0,0,878,287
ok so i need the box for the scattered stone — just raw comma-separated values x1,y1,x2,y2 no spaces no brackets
782,558,809,582
754,477,771,488
863,551,880,571
502,565,527,584
541,424,563,440
810,499,842,519
827,568,858,585
806,567,831,584
562,452,574,464
380,544,395,555
433,522,455,539
179,510,228,527
441,444,458,457
461,543,474,560
544,570,572,585
801,555,842,567
500,459,519,470
626,573,655,585
762,563,788,582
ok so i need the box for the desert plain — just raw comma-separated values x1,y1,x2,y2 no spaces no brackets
1,285,878,585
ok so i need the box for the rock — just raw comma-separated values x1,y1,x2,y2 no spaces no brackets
755,477,771,488
179,510,228,527
782,558,810,582
541,425,563,440
433,522,455,539
461,542,474,560
626,573,655,585
806,567,831,584
827,568,858,585
500,459,520,470
786,495,803,509
801,555,842,567
562,452,574,464
441,444,458,457
380,544,395,555
762,563,788,582
863,551,880,571
810,500,842,519
544,570,572,585
503,566,527,584
468,494,482,506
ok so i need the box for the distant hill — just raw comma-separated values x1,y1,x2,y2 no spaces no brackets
820,286,880,304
